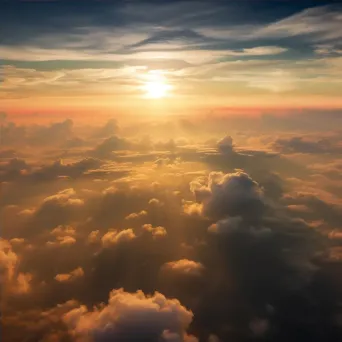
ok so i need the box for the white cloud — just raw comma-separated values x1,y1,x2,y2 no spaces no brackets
197,5,342,42
254,6,342,41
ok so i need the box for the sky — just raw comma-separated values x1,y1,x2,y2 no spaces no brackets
1,0,342,118
2,2,342,342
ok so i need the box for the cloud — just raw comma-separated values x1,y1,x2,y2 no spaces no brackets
217,135,234,154
0,44,287,65
195,4,342,43
51,225,76,238
222,46,287,56
1,158,103,183
63,288,196,342
0,238,32,295
29,119,74,145
282,191,342,226
3,112,342,341
273,136,342,154
2,3,341,103
101,229,136,247
162,259,204,277
0,118,74,146
93,118,120,138
0,238,18,285
47,235,77,247
23,188,84,236
208,216,244,234
87,230,100,244
190,171,264,220
2,299,80,342
125,210,148,220
90,135,132,158
142,224,167,238
254,5,342,42
148,198,163,206
55,267,84,283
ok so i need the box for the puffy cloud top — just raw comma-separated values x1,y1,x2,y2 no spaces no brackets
217,135,234,154
191,171,264,219
162,259,205,277
63,288,195,342
102,229,136,247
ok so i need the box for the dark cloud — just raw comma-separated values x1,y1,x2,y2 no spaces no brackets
2,299,77,342
22,188,85,236
273,136,342,154
1,1,339,47
0,157,102,182
63,288,196,342
190,171,265,220
217,135,234,154
90,135,132,158
283,192,342,227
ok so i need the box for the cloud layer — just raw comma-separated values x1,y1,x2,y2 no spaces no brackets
1,113,342,342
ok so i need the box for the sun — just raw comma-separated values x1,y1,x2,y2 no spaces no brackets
145,81,169,98
143,71,172,99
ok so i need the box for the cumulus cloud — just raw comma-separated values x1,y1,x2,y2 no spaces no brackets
217,135,234,154
2,114,342,342
208,216,244,234
0,119,75,147
63,288,196,342
31,119,74,145
142,224,167,238
0,120,73,147
190,171,264,220
125,210,148,220
93,118,120,138
47,235,77,247
22,188,84,236
87,230,100,244
149,198,163,206
2,299,80,342
51,225,76,237
162,259,204,277
101,229,136,247
55,267,84,283
91,135,131,158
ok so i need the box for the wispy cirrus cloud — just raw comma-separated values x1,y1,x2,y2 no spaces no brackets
1,1,342,105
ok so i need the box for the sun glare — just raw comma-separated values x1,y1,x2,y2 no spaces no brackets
143,71,172,99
